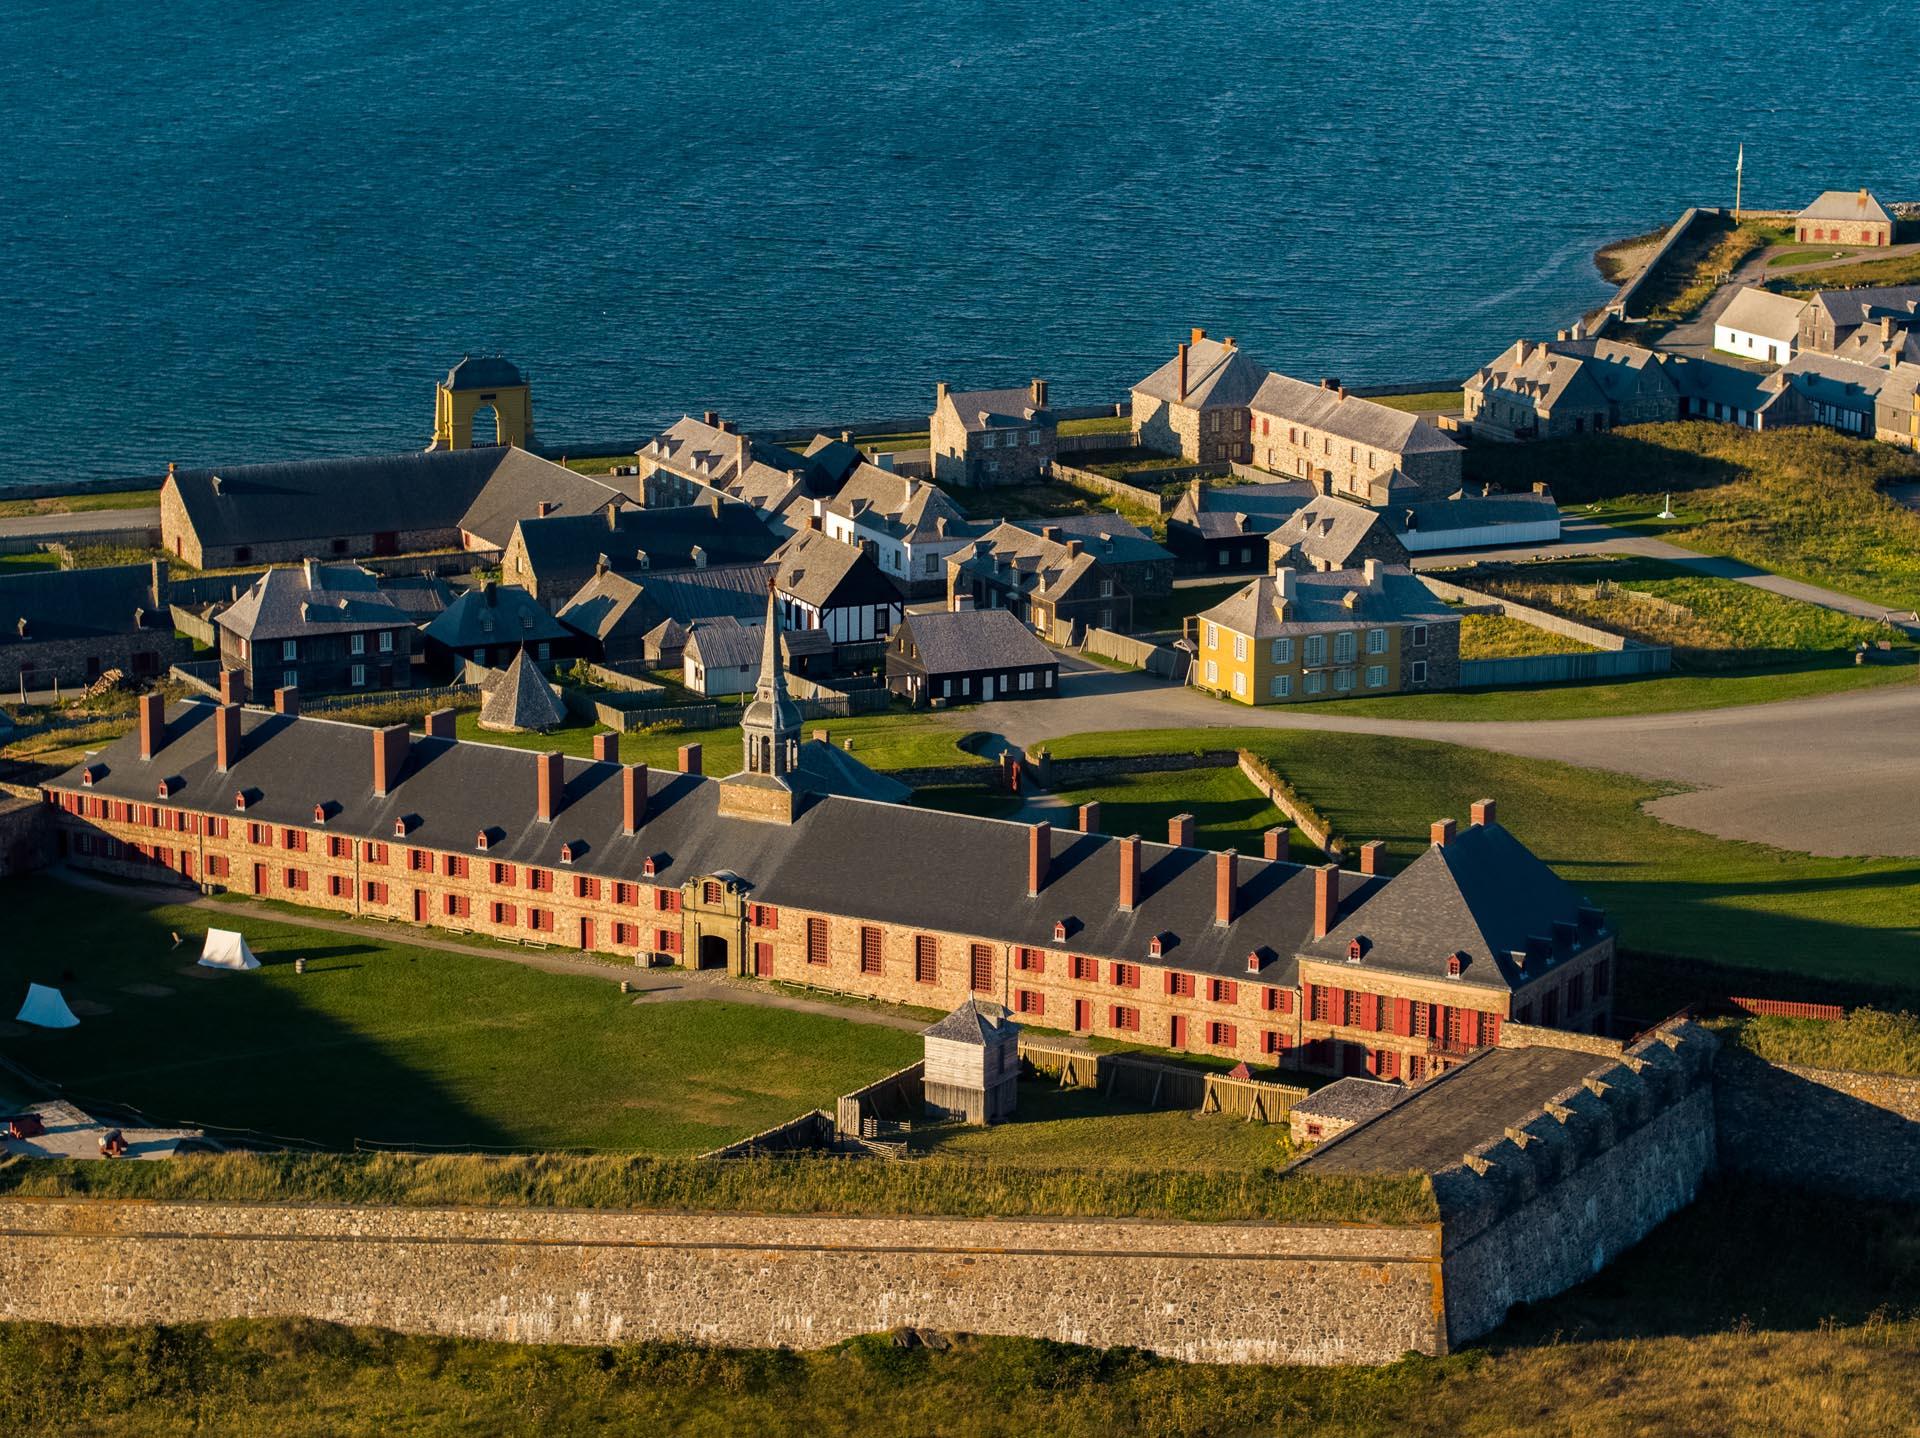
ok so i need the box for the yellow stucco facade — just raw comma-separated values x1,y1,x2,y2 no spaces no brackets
433,360,534,450
1195,613,1408,705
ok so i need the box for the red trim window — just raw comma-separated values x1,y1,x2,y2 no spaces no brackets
492,901,517,927
528,908,553,934
490,862,517,887
527,867,553,893
1207,1020,1237,1048
247,822,267,846
1343,990,1364,1027
969,943,993,993
445,894,471,919
806,917,829,966
206,855,229,879
327,874,348,899
1070,954,1096,981
575,875,601,901
408,848,431,873
1016,989,1045,1016
615,882,638,907
444,854,469,879
1015,946,1044,974
326,835,350,859
1263,986,1292,1013
1110,962,1140,989
703,880,724,906
656,927,683,957
1411,1001,1431,1038
612,921,636,948
859,926,883,975
1166,972,1194,998
914,935,938,984
364,881,389,905
656,889,682,914
362,841,388,865
281,828,308,852
282,867,309,892
1209,978,1238,1004
1261,1029,1290,1055
751,904,778,929
1109,1004,1140,1033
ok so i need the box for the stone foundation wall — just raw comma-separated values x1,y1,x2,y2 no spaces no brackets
0,1199,1445,1366
1714,1050,1920,1202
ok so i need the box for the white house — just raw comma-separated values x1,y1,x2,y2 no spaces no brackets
768,525,903,645
1713,287,1807,366
814,464,977,598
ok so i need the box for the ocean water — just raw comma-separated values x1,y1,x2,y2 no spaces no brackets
1,0,1911,487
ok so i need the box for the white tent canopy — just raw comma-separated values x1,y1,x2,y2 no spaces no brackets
16,983,80,1029
199,928,261,971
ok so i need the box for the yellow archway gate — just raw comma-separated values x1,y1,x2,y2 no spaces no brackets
432,355,534,450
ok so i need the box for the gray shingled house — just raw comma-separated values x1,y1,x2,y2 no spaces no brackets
501,498,780,607
886,607,1059,706
215,561,418,696
421,582,580,675
929,380,1057,487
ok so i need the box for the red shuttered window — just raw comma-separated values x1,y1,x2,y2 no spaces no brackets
969,944,993,993
1109,1004,1140,1033
914,935,938,984
859,926,883,975
1016,989,1044,1016
1166,972,1194,998
806,918,829,966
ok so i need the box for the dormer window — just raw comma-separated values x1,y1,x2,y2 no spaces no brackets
1347,938,1364,963
157,779,175,799
312,804,327,825
392,817,408,838
1446,953,1463,978
1148,934,1166,959
233,792,248,811
1053,919,1068,942
643,855,659,877
1245,951,1262,974
476,831,491,852
81,766,99,788
560,843,576,864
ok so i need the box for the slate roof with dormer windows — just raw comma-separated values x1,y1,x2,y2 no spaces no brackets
1266,496,1408,571
1249,373,1462,456
770,527,899,612
1168,481,1316,540
215,564,410,645
423,583,571,653
940,387,1054,435
948,522,1115,606
822,465,975,545
1132,337,1269,409
1011,514,1171,569
456,452,637,550
1199,566,1456,640
0,563,169,645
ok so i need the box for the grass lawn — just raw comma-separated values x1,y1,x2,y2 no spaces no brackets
1363,390,1461,413
1458,611,1596,659
0,879,919,1153
1464,555,1901,667
1044,765,1316,862
2,1183,1913,1437
0,488,158,519
1056,414,1130,436
1467,422,1920,610
1036,728,1920,991
0,551,60,573
1765,245,1873,269
852,431,928,454
907,1079,1293,1168
946,478,1163,534
1776,248,1920,294
559,455,635,475
1628,217,1788,327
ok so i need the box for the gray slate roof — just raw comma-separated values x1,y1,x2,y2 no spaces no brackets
1200,565,1456,639
1290,1077,1409,1125
1715,286,1807,344
1169,481,1316,539
1133,336,1268,409
1389,490,1560,537
216,564,410,644
478,650,567,731
1013,514,1171,568
770,528,897,611
0,563,167,644
513,501,779,582
1248,373,1461,456
949,522,1110,604
938,387,1053,434
456,451,634,550
1797,189,1890,224
1806,285,1920,332
1267,496,1407,569
824,465,973,544
896,608,1057,675
557,564,773,644
424,584,571,652
444,356,527,389
923,998,1020,1044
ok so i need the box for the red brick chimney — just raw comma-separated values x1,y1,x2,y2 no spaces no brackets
137,692,165,760
1431,818,1457,848
1176,342,1190,402
537,500,557,519
623,763,648,835
372,724,409,798
1470,798,1497,828
1263,824,1290,861
218,668,244,706
593,732,620,764
214,703,242,773
1078,801,1100,834
1168,813,1195,848
1118,834,1140,912
1214,848,1238,926
272,686,299,717
535,751,564,823
678,743,702,776
1028,821,1051,897
423,708,455,740
1313,863,1340,938
1359,840,1385,876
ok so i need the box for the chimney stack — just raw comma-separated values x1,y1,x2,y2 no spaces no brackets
537,500,557,519
372,724,409,797
218,668,244,706
423,708,455,739
1028,821,1051,897
1214,848,1238,926
137,692,165,760
1262,824,1290,861
1359,840,1385,876
273,686,299,717
1176,342,1190,401
623,763,648,834
535,750,563,822
678,743,702,776
1118,834,1140,912
1470,798,1497,829
1313,863,1340,938
1190,326,1206,345
1078,801,1100,834
1168,813,1195,848
1431,818,1457,847
1030,377,1048,408
593,732,621,764
214,703,241,773
703,409,719,427
935,382,950,406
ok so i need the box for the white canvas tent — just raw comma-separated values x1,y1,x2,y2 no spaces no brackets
199,928,261,971
16,983,80,1029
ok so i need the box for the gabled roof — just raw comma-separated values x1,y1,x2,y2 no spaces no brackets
456,451,634,550
923,998,1019,1044
167,448,508,550
938,386,1052,433
1266,496,1408,569
1771,351,1899,403
770,527,899,611
0,563,166,645
1248,373,1461,456
1715,286,1809,345
1298,821,1609,990
684,616,830,671
1168,481,1315,538
511,500,779,583
1797,189,1890,224
444,355,527,389
823,465,973,544
216,564,410,644
1011,514,1170,568
1665,355,1774,412
424,584,571,651
949,522,1111,605
1132,335,1269,409
1199,565,1456,639
478,649,567,731
557,563,772,642
1468,338,1672,411
1833,320,1920,369
897,608,1057,675
639,417,818,496
800,435,865,489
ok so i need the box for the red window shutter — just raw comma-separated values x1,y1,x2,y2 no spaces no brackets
1361,992,1379,1031
1486,1013,1502,1046
1165,971,1178,996
1393,997,1412,1036
1328,987,1345,1023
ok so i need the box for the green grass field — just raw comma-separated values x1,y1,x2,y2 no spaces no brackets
1037,728,1920,992
1765,245,1872,269
0,488,158,519
1057,415,1130,436
1777,247,1920,294
0,551,60,573
1457,611,1596,658
908,1080,1294,1168
1364,390,1461,413
2,1182,1912,1438
0,879,918,1153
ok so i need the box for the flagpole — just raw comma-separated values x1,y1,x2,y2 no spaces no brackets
1734,144,1744,221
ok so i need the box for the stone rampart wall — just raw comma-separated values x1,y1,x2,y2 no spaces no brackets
1713,1050,1920,1202
0,1198,1444,1365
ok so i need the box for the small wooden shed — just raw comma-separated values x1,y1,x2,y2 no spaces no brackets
922,999,1021,1125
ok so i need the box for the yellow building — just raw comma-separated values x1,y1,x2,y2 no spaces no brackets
433,356,534,451
1193,562,1460,704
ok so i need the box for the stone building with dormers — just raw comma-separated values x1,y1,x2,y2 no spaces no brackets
1464,338,1681,441
929,380,1057,488
947,522,1132,642
1130,328,1269,462
44,639,1614,1081
1247,373,1464,504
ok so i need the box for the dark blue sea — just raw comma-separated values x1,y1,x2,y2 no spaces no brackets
2,0,1911,487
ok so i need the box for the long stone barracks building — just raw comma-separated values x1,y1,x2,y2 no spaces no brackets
44,660,1614,1081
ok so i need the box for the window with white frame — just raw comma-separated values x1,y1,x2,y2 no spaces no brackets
1366,628,1387,654
1232,634,1247,661
349,633,365,656
350,664,367,688
1335,668,1354,692
1027,428,1040,444
1410,625,1429,648
1365,664,1388,688
1333,631,1357,663
282,669,297,690
1305,671,1326,694
282,639,298,661
1303,634,1326,665
1205,659,1218,684
1271,637,1292,663
378,630,394,653
1411,660,1428,684
1204,623,1217,649
1270,674,1292,698
1232,671,1247,696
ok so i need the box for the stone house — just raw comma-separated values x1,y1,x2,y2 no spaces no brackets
1873,364,1920,451
1286,1076,1407,1146
1193,561,1460,705
1801,286,1920,354
1266,495,1411,574
556,562,771,669
215,561,419,696
634,413,823,514
1463,338,1681,440
420,582,579,676
501,498,778,606
160,449,509,570
1130,328,1269,461
1794,189,1893,247
929,380,1056,488
45,673,1614,1081
885,606,1060,706
769,526,903,646
813,464,979,599
1247,373,1464,504
947,522,1132,642
1012,514,1173,596
1165,480,1314,571
0,561,189,692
